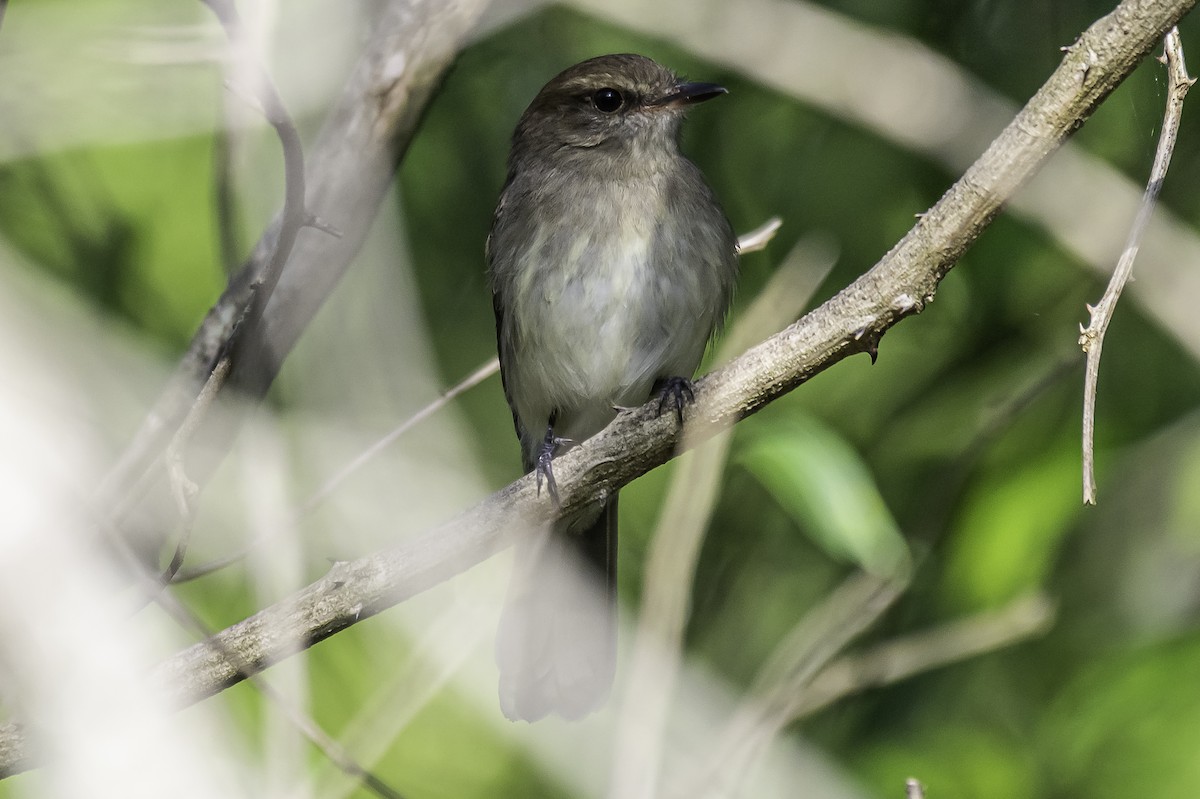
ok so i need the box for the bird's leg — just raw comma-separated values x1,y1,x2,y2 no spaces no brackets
654,376,696,425
535,422,573,505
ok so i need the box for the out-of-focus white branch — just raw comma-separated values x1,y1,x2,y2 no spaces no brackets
610,235,835,799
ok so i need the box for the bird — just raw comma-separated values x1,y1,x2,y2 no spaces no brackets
487,53,738,721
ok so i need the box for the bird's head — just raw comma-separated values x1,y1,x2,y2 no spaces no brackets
512,53,726,166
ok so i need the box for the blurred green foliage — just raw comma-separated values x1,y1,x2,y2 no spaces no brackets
4,0,1200,797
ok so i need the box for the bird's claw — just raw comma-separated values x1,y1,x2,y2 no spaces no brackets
655,376,696,425
535,425,567,505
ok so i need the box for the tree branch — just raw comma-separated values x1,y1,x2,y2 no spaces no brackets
99,0,491,519
0,0,1193,780
195,0,313,396
1079,27,1194,504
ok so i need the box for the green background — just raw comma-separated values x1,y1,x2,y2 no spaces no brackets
3,1,1200,797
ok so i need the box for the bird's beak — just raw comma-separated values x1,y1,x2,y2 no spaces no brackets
652,81,728,108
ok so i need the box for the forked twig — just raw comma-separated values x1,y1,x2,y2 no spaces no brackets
160,356,232,585
1080,27,1193,504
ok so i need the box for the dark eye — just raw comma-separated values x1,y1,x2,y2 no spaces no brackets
592,88,624,113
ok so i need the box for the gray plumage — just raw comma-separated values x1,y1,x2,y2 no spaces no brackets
488,53,738,721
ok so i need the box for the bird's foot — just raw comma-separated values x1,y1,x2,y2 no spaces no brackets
535,425,572,505
654,376,696,425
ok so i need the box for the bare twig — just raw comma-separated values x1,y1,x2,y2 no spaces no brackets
159,356,232,585
196,0,314,380
790,593,1055,720
201,0,309,353
169,356,502,582
1079,27,1193,504
681,573,908,799
298,357,500,517
735,216,783,254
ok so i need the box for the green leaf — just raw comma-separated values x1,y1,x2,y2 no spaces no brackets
737,416,911,579
943,447,1081,610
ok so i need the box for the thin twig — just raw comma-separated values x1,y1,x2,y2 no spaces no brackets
789,593,1055,720
1079,27,1193,504
197,0,311,385
171,356,500,583
680,574,908,799
735,216,783,254
159,356,232,585
298,357,500,516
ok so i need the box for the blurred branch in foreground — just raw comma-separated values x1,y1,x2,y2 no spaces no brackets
99,0,491,539
611,235,837,799
790,593,1056,721
683,573,908,799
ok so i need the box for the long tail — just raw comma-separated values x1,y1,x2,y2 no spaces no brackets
496,494,618,721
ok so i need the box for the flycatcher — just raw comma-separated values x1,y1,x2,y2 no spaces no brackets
489,53,738,721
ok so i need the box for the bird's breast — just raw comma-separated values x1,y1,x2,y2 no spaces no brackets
510,175,706,409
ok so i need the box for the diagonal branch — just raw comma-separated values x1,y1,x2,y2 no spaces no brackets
195,0,314,393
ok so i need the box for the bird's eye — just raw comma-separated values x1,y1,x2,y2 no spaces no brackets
591,88,624,113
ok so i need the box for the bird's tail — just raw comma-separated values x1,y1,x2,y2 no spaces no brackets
496,494,618,721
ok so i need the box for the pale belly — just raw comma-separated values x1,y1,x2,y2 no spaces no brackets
492,162,734,458
508,225,709,443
